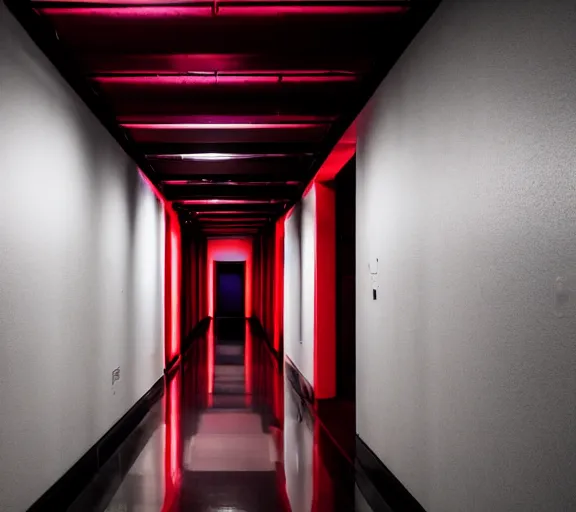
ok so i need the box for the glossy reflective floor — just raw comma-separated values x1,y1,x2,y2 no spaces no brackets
68,319,365,512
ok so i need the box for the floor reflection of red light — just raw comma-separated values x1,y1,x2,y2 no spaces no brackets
162,372,182,512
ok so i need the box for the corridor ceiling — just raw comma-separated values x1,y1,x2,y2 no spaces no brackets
8,0,439,236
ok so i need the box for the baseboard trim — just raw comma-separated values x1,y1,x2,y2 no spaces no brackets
27,376,165,512
355,435,427,512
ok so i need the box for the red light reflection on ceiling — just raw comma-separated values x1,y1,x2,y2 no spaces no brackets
217,5,407,15
40,7,213,16
40,4,407,16
196,210,264,215
97,74,356,85
123,122,324,130
181,199,284,205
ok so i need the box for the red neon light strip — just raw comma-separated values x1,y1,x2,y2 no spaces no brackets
40,5,407,16
207,323,214,396
164,204,181,365
138,168,166,204
273,217,285,352
124,122,324,130
98,74,356,85
218,5,407,15
244,322,252,406
40,7,213,16
181,199,285,205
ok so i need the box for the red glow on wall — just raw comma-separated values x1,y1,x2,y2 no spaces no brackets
273,217,285,352
207,238,253,318
138,168,166,205
207,322,214,398
314,183,336,400
138,168,181,368
165,203,181,364
303,123,356,202
245,322,252,407
99,74,344,86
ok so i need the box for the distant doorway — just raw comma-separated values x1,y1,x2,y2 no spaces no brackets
215,262,245,318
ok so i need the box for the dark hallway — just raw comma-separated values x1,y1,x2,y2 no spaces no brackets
4,0,576,511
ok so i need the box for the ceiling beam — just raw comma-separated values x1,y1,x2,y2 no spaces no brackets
80,52,376,75
160,174,302,184
166,184,300,200
142,142,316,156
150,158,311,177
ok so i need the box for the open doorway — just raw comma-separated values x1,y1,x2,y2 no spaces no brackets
335,156,356,403
215,261,246,318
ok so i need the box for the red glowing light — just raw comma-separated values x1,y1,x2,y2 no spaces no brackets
40,4,407,17
165,204,181,364
120,114,336,125
161,180,191,185
303,122,356,201
123,122,323,130
40,7,213,16
207,238,253,318
138,168,166,205
217,5,408,15
207,322,214,397
273,217,285,352
245,322,252,406
181,199,284,205
280,75,357,83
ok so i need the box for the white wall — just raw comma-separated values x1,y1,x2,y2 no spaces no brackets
284,383,314,512
356,1,576,510
0,5,165,511
284,187,316,386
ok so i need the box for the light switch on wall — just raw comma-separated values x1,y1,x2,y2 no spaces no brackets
369,258,379,300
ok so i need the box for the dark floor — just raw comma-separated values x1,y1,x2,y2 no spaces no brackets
68,318,364,512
